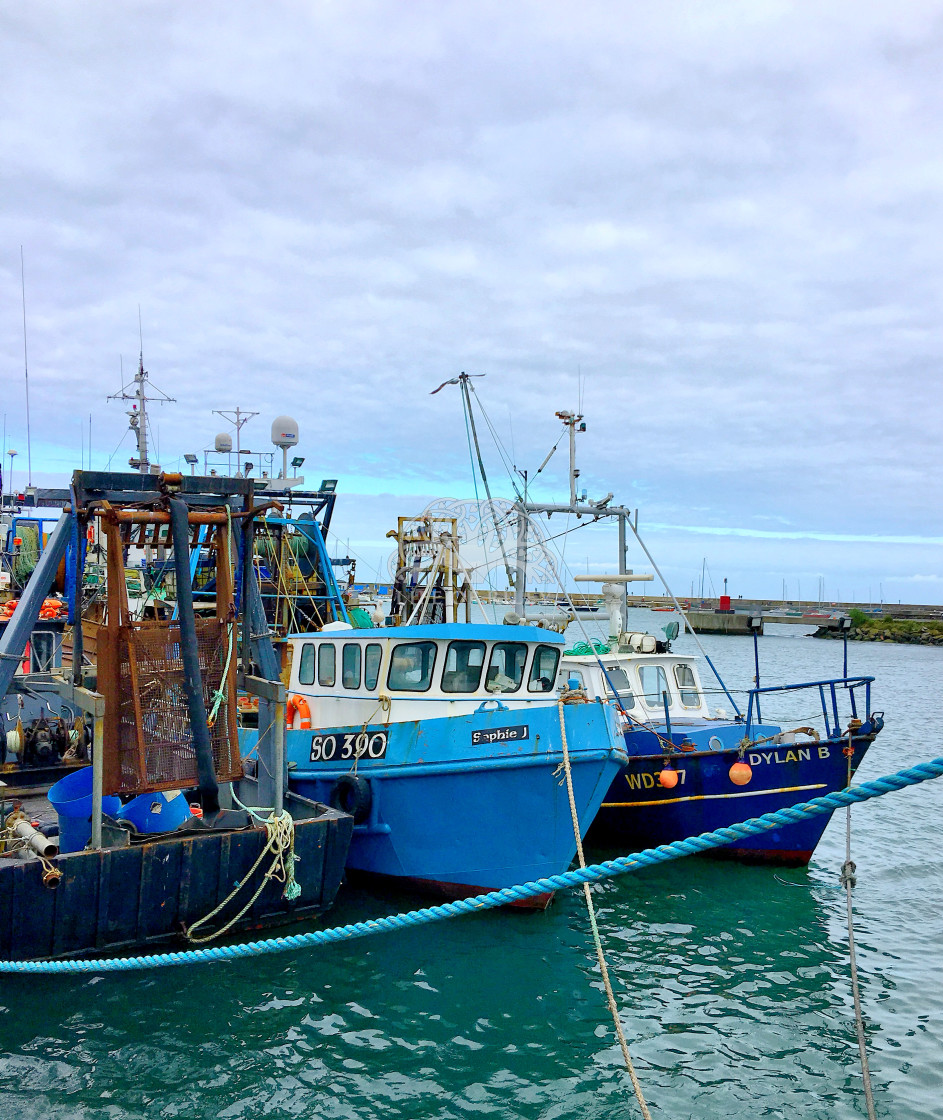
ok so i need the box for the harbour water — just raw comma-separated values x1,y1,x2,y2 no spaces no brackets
0,611,940,1119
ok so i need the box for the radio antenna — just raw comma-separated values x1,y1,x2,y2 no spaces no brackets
20,247,32,486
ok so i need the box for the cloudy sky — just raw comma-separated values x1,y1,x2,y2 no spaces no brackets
2,1,941,604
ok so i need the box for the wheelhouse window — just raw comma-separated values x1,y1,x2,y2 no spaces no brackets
298,642,316,686
560,668,585,690
674,663,701,707
364,643,382,691
485,642,527,693
603,665,636,709
318,644,336,687
527,645,560,693
441,640,486,693
387,641,438,692
342,643,362,689
638,664,670,709
30,631,56,673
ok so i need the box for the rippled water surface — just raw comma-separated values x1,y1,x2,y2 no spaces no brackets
1,613,941,1119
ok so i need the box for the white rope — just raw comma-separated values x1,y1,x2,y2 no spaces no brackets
842,733,877,1119
184,809,300,943
556,698,654,1120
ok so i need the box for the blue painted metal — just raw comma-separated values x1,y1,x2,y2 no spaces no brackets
171,523,208,622
590,674,883,863
243,699,626,898
3,750,941,973
287,622,567,643
265,515,350,625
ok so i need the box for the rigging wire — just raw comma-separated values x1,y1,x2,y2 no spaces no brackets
458,376,515,590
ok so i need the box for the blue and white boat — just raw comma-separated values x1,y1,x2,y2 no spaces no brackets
244,622,627,906
558,637,883,862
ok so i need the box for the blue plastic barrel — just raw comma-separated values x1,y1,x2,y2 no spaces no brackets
47,767,123,854
119,789,192,834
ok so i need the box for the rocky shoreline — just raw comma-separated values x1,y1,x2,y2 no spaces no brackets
814,617,943,646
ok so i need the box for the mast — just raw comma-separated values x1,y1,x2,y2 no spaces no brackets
108,326,175,474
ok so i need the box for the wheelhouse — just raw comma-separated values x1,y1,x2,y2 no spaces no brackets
558,652,713,719
285,623,565,708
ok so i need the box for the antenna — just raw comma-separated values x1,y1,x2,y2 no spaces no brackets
213,407,259,463
20,247,32,485
108,315,175,473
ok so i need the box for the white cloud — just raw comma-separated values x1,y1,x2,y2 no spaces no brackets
1,1,941,600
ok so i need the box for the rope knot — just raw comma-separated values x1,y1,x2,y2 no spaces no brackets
840,859,857,889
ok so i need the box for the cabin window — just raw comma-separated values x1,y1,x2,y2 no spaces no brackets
342,643,362,689
485,642,527,693
387,641,438,691
527,645,560,693
638,664,670,709
674,664,701,707
298,642,316,685
30,631,56,673
604,665,636,709
560,668,585,689
364,643,382,690
441,640,486,693
318,644,336,687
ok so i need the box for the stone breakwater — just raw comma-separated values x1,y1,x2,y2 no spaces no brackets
815,618,943,646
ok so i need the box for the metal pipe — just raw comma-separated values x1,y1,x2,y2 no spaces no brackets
273,699,285,817
94,509,236,525
13,819,58,858
91,709,104,848
169,496,219,813
618,512,628,633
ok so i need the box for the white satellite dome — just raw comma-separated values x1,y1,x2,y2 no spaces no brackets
214,432,233,453
271,415,299,450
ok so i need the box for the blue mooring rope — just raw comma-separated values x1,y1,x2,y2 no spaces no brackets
4,755,941,975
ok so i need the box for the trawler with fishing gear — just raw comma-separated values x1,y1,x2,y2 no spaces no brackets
240,512,628,907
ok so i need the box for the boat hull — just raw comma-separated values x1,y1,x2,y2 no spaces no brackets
588,727,879,864
0,804,352,961
280,702,626,907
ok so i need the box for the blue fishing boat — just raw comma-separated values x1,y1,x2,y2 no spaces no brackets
558,632,883,862
242,621,627,906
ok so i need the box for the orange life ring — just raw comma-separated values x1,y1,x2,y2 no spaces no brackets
286,694,312,730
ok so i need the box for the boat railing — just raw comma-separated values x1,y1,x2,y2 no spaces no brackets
745,674,876,741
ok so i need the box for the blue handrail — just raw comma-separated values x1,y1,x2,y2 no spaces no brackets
744,675,875,740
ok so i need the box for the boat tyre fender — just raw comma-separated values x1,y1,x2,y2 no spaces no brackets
329,774,372,824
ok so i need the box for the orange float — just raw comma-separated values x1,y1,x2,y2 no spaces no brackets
728,760,753,786
658,767,679,789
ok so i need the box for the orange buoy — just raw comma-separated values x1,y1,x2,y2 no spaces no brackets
658,767,679,789
729,760,753,786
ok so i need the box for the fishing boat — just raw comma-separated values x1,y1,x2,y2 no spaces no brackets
235,510,627,907
558,628,883,863
0,469,352,961
251,620,626,906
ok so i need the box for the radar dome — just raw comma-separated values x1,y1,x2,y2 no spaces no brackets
271,415,299,449
214,432,233,453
